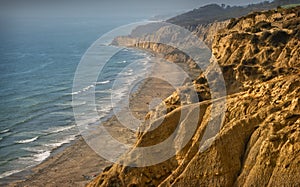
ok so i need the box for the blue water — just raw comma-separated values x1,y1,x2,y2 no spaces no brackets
0,17,151,180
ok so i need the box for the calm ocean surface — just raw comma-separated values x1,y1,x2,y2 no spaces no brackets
0,17,151,181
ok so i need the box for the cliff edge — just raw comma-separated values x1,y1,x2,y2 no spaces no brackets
88,7,300,187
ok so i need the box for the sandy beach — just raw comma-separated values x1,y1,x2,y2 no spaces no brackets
7,62,177,187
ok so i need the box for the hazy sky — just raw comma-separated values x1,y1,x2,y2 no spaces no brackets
1,0,270,18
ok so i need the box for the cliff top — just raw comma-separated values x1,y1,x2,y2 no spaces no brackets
167,0,300,28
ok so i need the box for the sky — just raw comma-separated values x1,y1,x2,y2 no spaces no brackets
0,0,270,18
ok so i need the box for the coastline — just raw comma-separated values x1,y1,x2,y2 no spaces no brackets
7,61,177,186
4,3,300,187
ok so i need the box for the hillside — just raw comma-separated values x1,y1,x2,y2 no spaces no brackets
168,0,300,28
88,6,300,187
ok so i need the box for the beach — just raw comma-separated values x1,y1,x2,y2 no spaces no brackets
8,63,177,186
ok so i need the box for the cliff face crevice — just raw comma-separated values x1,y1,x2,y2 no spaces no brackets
88,7,300,187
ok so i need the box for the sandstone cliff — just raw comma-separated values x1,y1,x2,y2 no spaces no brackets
88,7,300,187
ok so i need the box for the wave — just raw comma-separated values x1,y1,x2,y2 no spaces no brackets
82,85,95,92
45,135,76,149
0,129,10,134
15,136,39,144
120,71,133,76
117,60,127,64
95,88,112,93
71,91,81,95
71,84,96,95
21,135,77,162
0,169,24,179
33,151,51,162
75,116,101,128
96,80,110,85
0,150,50,179
46,125,76,134
19,135,77,165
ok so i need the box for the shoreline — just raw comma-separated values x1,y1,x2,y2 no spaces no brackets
7,60,177,186
1,137,79,185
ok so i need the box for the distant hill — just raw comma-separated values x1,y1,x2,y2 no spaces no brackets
167,0,300,28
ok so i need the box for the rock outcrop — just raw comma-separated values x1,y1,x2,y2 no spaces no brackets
88,7,300,187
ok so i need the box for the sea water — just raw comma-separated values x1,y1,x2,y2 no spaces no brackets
0,17,152,182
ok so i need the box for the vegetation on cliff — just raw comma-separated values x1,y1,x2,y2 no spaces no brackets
168,0,300,28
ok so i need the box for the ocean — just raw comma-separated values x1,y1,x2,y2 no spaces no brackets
0,17,152,181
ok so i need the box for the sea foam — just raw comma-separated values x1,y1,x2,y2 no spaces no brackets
15,136,39,144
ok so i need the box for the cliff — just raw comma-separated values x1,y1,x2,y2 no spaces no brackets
88,6,300,187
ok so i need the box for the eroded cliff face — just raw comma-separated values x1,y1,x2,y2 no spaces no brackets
88,7,300,187
112,20,228,62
